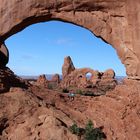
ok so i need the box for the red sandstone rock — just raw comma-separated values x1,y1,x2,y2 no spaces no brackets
102,69,115,79
0,81,139,140
0,89,78,140
61,57,117,92
91,70,101,85
0,0,139,139
0,67,28,93
36,74,48,86
51,74,60,83
0,43,9,66
62,56,75,79
99,69,117,92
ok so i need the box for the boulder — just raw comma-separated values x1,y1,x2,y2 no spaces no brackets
102,69,115,79
99,69,117,92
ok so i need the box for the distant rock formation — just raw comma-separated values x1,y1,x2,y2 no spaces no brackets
51,74,60,84
61,57,117,93
62,56,75,79
98,69,117,92
102,69,115,79
36,74,48,86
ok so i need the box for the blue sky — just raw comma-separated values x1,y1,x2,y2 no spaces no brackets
5,21,126,76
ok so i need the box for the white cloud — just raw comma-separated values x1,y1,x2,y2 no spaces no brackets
55,38,73,45
21,54,37,60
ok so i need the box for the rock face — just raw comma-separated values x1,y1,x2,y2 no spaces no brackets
0,80,139,140
0,89,78,140
36,74,48,86
61,68,117,92
61,57,117,93
0,67,28,93
0,0,140,79
102,69,115,79
0,43,9,66
98,69,116,92
62,56,75,79
51,74,60,83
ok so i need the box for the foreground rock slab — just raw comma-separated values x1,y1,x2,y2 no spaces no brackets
0,80,139,140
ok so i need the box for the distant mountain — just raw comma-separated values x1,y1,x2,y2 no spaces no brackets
20,74,62,80
115,76,126,84
20,74,125,83
115,76,126,80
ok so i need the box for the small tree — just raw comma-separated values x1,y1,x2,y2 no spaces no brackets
69,123,80,135
76,89,83,94
62,88,69,93
47,83,53,89
85,120,106,140
84,120,95,140
69,120,106,140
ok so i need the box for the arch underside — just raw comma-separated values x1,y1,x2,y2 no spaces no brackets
0,0,140,79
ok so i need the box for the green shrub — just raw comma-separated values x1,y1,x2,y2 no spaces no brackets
69,120,106,140
69,123,85,136
76,89,83,94
47,83,53,89
69,123,80,135
84,120,95,140
84,120,106,140
62,88,69,93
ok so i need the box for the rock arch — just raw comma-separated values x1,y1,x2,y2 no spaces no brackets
0,0,140,79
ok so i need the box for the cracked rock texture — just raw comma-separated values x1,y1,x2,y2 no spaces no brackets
0,0,140,79
0,80,139,140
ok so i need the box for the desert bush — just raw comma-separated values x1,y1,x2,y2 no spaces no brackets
69,123,80,135
47,82,57,89
84,120,95,140
69,123,85,136
69,120,106,140
84,120,106,140
47,83,53,89
76,89,83,94
62,88,69,93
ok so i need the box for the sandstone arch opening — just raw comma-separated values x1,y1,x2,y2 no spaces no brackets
0,2,139,140
86,73,92,80
5,21,126,79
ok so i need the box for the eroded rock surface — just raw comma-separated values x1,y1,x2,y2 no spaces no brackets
61,57,117,93
51,74,60,84
62,56,75,79
0,80,139,140
0,43,9,66
36,74,48,86
0,89,78,140
0,67,28,93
